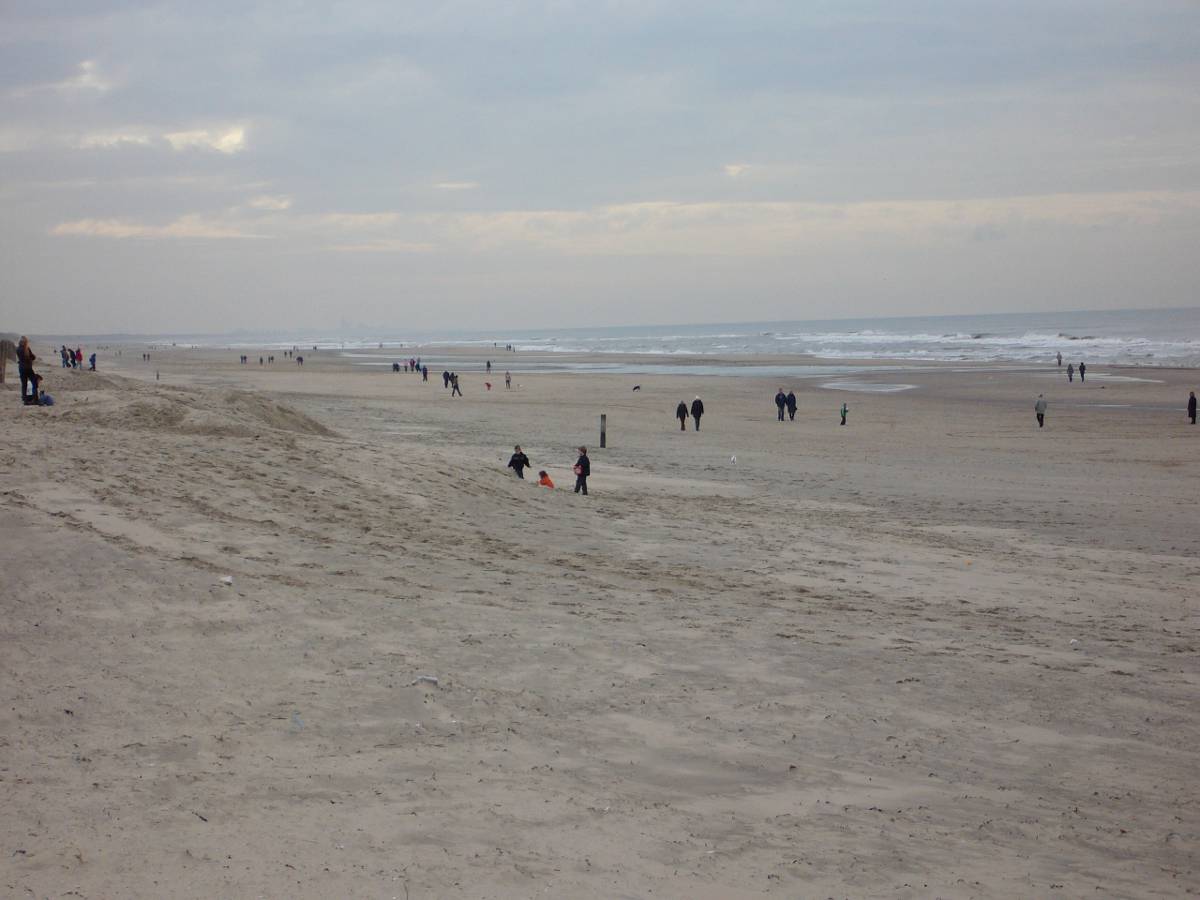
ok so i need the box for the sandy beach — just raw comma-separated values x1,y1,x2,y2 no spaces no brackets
2,346,1197,898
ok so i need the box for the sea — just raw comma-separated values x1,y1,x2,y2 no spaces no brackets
120,307,1200,376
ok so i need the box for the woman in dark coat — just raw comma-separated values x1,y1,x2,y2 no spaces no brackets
17,336,37,405
676,401,688,431
690,396,704,431
573,446,590,495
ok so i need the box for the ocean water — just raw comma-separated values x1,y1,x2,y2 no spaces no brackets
197,307,1200,367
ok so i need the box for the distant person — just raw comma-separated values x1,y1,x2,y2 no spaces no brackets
1056,352,1062,367
1067,363,1075,382
508,445,531,479
839,402,848,426
537,470,554,488
690,396,704,431
422,365,428,382
442,370,450,388
88,352,96,371
486,360,492,373
785,390,797,421
450,373,462,397
573,446,590,495
1034,394,1047,428
392,362,400,373
16,336,37,405
68,348,76,369
1079,362,1086,382
676,400,688,431
1188,391,1196,425
774,389,786,421
505,371,512,390
296,355,304,366
60,346,69,368
259,356,264,366
485,381,492,391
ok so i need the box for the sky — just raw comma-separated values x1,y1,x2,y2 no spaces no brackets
1,0,1198,335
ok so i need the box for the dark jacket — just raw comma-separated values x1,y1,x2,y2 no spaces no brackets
785,392,797,412
1189,395,1197,415
17,343,35,373
691,399,704,418
508,451,530,473
774,391,786,408
676,402,688,420
575,454,590,477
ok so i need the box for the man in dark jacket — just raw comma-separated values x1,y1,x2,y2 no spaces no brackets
573,447,590,495
690,396,704,431
17,337,37,405
1188,391,1196,425
774,389,786,421
508,445,531,479
675,401,688,431
1079,362,1086,382
442,370,450,388
785,390,797,421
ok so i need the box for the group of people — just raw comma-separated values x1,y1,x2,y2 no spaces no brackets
59,345,93,370
442,370,463,396
394,360,429,380
1056,353,1088,383
507,444,590,494
675,397,705,431
773,388,799,421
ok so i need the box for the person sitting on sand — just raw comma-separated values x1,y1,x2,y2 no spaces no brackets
538,470,554,488
676,401,688,431
508,445,531,479
573,447,590,495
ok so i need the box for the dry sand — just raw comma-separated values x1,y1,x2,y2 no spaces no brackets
2,346,1198,898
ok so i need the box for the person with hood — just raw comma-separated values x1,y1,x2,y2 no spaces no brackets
17,336,37,405
785,390,797,421
1035,394,1047,428
690,396,704,431
88,352,96,371
1067,363,1075,382
442,370,451,388
774,388,787,421
573,446,590,495
675,400,689,431
508,445,531,479
1187,390,1196,425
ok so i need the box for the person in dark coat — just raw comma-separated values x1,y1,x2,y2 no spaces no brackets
675,401,688,431
573,446,590,495
442,370,450,388
774,389,786,421
1067,363,1074,382
690,396,704,431
508,445,531,478
17,337,37,405
1188,391,1196,425
1079,362,1086,382
785,390,797,421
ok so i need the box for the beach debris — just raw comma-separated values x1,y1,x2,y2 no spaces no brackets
730,455,737,464
219,575,234,586
290,711,305,731
409,675,439,687
1069,639,1080,648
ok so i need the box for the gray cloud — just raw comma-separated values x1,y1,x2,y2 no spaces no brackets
2,0,1198,333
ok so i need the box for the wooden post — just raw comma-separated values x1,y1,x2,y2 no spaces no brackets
600,414,607,448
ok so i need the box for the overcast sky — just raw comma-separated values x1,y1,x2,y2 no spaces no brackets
2,1,1198,334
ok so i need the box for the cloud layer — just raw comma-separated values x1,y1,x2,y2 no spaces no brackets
2,1,1198,332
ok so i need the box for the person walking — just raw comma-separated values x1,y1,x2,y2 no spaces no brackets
1056,351,1062,367
422,365,428,382
508,445,531,479
16,336,37,405
1067,363,1074,382
690,396,704,431
1188,390,1196,425
505,370,512,390
450,373,462,397
675,401,688,431
1035,394,1047,428
839,402,848,426
442,370,450,388
1079,362,1086,382
573,446,590,495
785,390,797,421
774,388,786,421
88,352,96,371
486,360,492,374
